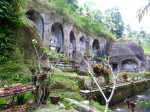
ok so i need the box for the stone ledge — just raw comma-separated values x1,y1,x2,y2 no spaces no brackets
64,98,99,112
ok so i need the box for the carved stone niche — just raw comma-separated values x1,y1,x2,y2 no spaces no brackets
79,36,86,55
69,31,76,59
26,10,44,40
92,39,100,61
50,23,64,53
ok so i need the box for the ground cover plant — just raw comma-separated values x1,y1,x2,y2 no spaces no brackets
0,0,31,86
50,74,85,101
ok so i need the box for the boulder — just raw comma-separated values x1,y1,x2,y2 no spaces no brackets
108,39,146,71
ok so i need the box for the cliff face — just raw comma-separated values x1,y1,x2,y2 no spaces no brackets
22,1,147,72
108,39,146,72
24,4,108,62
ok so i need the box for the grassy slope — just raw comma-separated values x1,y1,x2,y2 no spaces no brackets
25,0,116,42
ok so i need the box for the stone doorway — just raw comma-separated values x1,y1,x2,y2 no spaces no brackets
79,36,86,55
92,39,100,61
50,23,64,53
121,59,138,71
69,31,76,59
26,10,44,41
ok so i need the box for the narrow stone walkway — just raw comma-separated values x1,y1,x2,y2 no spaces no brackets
65,98,100,112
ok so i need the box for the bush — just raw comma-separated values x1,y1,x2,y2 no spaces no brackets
122,72,130,79
92,64,110,77
61,92,84,101
143,72,150,78
51,89,85,101
51,75,79,91
0,48,31,86
75,76,85,89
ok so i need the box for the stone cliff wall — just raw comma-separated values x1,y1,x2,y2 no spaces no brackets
25,6,147,72
25,8,107,69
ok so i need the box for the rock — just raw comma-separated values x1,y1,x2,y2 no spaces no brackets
64,98,99,112
58,103,65,109
108,39,146,72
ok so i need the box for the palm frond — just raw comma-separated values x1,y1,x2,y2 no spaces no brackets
137,1,150,23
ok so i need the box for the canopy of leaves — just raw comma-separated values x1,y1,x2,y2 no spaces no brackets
0,0,25,62
102,7,124,38
0,0,25,26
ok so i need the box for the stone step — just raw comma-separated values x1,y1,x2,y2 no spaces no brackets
64,98,100,112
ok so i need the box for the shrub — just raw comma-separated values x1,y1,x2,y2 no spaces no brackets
92,64,110,77
122,72,130,79
60,92,84,101
51,75,79,91
143,72,150,78
64,101,73,109
75,76,85,89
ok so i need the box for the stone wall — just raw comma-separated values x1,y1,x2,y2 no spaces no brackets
26,9,107,70
25,9,147,72
95,79,150,105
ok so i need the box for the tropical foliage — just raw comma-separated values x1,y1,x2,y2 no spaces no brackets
0,0,28,86
0,0,25,62
138,0,150,22
102,7,124,38
123,26,150,54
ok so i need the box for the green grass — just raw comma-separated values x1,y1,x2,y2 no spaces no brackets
0,44,33,86
27,0,116,41
144,48,150,54
51,75,79,91
50,72,85,101
80,100,114,112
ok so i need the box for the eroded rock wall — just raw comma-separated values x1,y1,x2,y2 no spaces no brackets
25,7,147,72
26,9,107,69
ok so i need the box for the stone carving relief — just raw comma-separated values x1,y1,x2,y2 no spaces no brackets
50,32,60,52
69,42,75,59
26,11,44,40
79,39,86,55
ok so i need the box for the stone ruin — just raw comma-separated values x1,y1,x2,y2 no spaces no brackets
26,9,148,72
108,39,147,72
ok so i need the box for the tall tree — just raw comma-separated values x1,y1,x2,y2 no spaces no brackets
77,2,95,17
90,10,103,22
102,7,124,38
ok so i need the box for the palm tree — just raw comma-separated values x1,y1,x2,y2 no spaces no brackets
138,0,150,22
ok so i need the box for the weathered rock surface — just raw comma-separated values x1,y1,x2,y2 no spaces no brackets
64,98,99,112
108,39,146,71
23,1,148,72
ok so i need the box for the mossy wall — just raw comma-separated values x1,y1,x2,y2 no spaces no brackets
95,79,150,105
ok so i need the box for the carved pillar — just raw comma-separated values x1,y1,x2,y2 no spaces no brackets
41,13,54,47
63,23,73,58
75,37,80,60
88,36,94,55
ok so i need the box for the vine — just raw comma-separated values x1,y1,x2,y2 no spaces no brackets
0,0,26,62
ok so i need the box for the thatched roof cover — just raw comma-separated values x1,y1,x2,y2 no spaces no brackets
108,39,145,64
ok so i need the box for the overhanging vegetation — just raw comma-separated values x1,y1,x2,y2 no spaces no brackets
26,0,116,41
